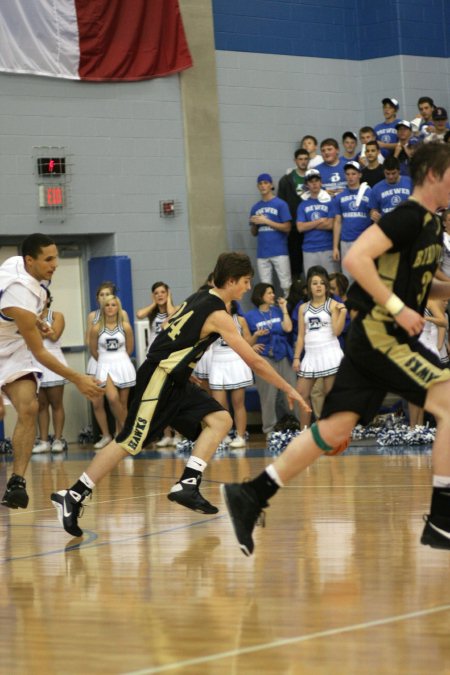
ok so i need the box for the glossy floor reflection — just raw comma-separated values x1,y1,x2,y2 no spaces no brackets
0,439,449,674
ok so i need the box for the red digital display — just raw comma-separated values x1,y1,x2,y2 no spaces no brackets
46,186,63,206
39,184,65,208
37,157,66,175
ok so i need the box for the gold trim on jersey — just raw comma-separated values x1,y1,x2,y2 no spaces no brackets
159,347,195,373
362,315,450,389
370,251,400,322
118,366,167,455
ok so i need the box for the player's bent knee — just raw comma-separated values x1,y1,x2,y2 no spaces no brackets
311,421,351,456
206,409,232,433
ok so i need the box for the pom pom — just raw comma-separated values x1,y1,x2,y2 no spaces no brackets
268,429,303,456
0,438,12,454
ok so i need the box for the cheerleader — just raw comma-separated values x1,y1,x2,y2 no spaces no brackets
293,271,346,428
136,281,180,447
86,281,130,449
208,302,254,448
90,295,136,438
32,289,69,454
135,281,175,346
409,299,448,427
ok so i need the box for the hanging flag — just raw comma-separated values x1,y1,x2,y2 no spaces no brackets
0,0,192,82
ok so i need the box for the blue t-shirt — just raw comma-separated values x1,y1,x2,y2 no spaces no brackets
245,305,292,361
297,198,336,252
249,196,291,259
368,176,412,215
374,118,400,157
333,186,372,242
315,158,347,192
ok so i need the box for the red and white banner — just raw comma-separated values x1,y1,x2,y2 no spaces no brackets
0,0,192,82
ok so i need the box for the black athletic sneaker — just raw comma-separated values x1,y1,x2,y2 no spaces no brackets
421,514,450,549
51,490,85,537
220,482,267,557
167,477,219,514
1,474,29,509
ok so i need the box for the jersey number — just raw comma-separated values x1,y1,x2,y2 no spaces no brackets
166,303,193,341
417,271,433,307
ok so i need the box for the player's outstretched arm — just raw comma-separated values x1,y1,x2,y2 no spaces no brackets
5,306,104,401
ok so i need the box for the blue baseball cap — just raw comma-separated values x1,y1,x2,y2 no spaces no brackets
257,173,273,184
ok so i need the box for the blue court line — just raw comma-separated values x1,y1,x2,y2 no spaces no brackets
1,514,224,564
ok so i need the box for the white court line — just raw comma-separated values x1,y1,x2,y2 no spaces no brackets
123,603,450,675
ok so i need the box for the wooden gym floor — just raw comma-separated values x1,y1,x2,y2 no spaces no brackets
0,438,449,674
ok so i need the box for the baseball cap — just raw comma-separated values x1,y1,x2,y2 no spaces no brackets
382,97,399,109
257,173,273,184
395,119,412,130
344,161,362,172
432,107,448,121
304,169,321,181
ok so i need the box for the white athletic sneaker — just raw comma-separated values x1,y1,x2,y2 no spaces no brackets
173,434,183,445
229,435,246,449
32,440,51,454
51,439,64,453
156,436,175,448
94,434,112,450
223,435,232,444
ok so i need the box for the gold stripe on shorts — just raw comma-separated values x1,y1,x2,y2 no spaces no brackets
118,366,167,456
362,315,450,390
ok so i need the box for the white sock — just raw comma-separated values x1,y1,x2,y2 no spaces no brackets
433,475,450,488
186,455,207,473
266,463,284,487
81,472,96,490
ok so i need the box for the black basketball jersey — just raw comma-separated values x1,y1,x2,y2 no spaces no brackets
146,289,225,384
347,199,443,322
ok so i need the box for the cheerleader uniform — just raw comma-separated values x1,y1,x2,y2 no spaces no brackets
298,298,343,378
209,314,253,390
147,311,168,349
34,310,69,387
193,344,213,381
86,309,101,376
95,324,136,388
419,308,440,359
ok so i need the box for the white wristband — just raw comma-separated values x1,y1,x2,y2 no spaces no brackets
384,294,405,316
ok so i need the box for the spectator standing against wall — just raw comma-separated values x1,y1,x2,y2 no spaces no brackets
296,169,338,276
301,135,322,169
278,148,310,278
361,140,385,187
374,97,401,157
333,161,372,283
249,173,292,297
316,138,347,196
423,107,449,143
391,120,415,175
341,131,358,160
369,156,412,223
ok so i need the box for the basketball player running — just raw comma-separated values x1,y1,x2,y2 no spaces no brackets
0,234,103,509
222,142,450,556
51,252,309,537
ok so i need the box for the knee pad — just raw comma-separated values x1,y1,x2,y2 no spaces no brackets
310,422,350,456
